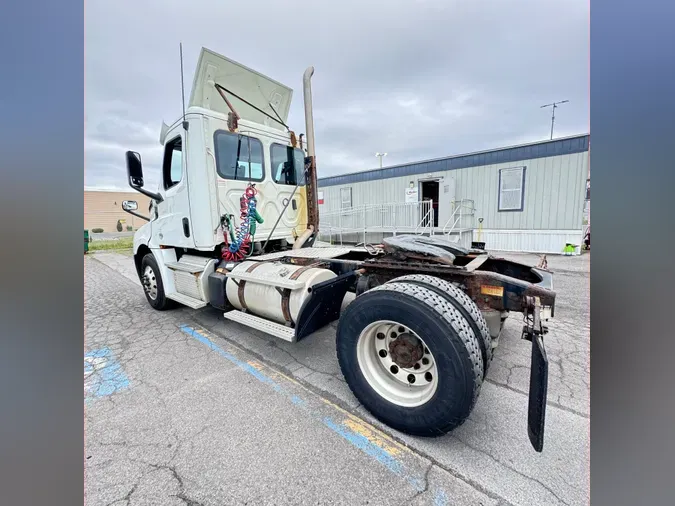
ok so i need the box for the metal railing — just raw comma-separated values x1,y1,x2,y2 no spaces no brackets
318,200,434,245
442,199,476,238
414,206,436,234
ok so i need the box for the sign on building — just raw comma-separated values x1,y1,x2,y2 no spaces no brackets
405,187,419,203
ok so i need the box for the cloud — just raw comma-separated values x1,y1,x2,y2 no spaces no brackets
85,0,588,187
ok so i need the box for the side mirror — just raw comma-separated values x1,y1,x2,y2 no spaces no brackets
121,199,150,222
124,150,163,203
283,146,300,186
122,200,138,211
126,151,144,187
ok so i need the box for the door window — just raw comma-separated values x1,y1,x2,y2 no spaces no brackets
163,136,183,190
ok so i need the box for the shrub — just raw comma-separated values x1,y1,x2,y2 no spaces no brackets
126,225,133,231
116,220,123,232
92,228,104,233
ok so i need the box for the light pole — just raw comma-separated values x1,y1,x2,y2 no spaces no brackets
375,152,387,168
540,100,569,140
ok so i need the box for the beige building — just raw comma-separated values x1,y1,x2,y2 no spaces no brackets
84,188,151,232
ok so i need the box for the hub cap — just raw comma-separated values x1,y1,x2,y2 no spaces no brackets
356,320,438,407
142,265,158,300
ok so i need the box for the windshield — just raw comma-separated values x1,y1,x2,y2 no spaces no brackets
270,143,305,186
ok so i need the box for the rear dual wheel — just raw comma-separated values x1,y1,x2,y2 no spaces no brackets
337,281,483,436
384,274,493,378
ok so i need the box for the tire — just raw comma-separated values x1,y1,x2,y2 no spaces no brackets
336,282,483,437
140,253,176,311
385,274,493,377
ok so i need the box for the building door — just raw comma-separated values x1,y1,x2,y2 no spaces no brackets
420,180,440,227
438,178,455,229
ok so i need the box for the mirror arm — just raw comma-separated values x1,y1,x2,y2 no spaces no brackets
129,181,164,203
122,207,150,222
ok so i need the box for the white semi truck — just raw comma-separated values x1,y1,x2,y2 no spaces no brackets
122,47,555,451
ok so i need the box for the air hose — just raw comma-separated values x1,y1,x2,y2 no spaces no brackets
221,184,264,262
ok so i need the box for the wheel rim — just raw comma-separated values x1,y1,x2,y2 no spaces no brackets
142,265,158,300
356,320,439,407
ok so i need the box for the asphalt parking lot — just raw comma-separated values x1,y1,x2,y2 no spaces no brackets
85,250,589,505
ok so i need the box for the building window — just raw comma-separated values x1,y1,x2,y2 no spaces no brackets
340,187,352,210
213,130,265,182
498,166,526,212
162,136,183,190
586,179,590,200
270,143,305,186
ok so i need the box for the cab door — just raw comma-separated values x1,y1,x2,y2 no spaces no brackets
153,132,195,248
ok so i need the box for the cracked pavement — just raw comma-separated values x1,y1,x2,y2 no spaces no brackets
86,251,589,505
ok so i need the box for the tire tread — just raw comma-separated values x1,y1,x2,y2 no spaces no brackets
386,274,493,376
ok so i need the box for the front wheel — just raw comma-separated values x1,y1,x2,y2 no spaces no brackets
336,282,483,436
140,253,176,311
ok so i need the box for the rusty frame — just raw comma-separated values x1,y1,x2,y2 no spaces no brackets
265,253,556,315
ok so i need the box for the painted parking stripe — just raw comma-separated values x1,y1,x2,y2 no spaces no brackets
84,348,130,401
180,324,434,494
434,488,449,506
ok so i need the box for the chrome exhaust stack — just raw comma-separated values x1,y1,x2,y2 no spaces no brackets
303,66,316,157
302,66,319,240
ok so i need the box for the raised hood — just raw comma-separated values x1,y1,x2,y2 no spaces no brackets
188,47,293,130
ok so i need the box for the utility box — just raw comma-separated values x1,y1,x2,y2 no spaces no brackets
84,230,89,254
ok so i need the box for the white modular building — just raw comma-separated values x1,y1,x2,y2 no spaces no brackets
317,134,590,255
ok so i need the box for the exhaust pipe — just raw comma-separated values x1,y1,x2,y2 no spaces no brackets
293,225,315,250
302,66,319,242
303,67,316,157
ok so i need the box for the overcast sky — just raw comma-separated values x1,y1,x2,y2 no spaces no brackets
85,0,588,190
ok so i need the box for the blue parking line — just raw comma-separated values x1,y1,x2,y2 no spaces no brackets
434,488,449,506
84,348,129,400
180,324,435,493
321,417,404,475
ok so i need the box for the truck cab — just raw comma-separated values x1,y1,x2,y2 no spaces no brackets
123,48,320,309
134,111,309,252
129,47,315,254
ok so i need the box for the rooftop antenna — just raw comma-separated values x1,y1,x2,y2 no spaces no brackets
180,43,188,131
540,100,568,140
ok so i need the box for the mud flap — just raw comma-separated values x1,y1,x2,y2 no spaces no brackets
528,333,549,452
